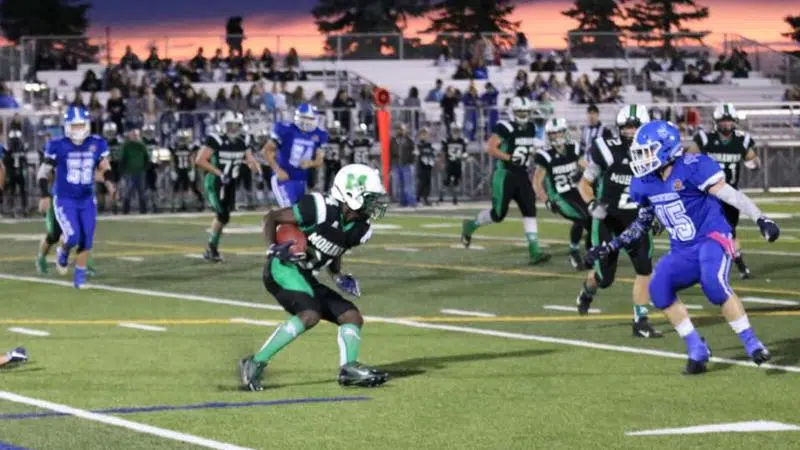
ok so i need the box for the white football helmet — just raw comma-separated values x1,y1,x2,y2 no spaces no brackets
220,110,244,137
102,121,118,140
331,164,387,220
544,117,568,152
141,123,156,140
713,103,738,134
509,96,532,124
616,104,650,140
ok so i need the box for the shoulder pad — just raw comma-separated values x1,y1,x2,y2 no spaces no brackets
495,120,513,134
206,133,223,146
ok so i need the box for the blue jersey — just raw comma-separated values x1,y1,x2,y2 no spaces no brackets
630,153,731,249
45,135,109,199
271,121,327,182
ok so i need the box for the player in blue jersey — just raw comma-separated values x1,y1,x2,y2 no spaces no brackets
36,107,116,288
586,120,779,374
0,141,5,195
262,103,326,207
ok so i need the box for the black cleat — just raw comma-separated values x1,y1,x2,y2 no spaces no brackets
751,348,771,366
576,290,593,315
734,255,751,279
632,317,663,338
239,356,266,391
460,219,475,248
682,358,708,375
338,362,389,387
568,249,582,271
203,245,223,263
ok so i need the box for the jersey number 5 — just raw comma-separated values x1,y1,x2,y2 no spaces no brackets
654,200,697,241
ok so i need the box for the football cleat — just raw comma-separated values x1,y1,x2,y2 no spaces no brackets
460,219,475,248
203,245,223,263
576,290,593,315
35,256,48,275
682,338,711,375
73,267,87,289
86,265,97,277
632,317,663,338
751,347,771,366
239,356,266,392
568,249,582,271
56,247,69,275
338,362,389,387
6,347,28,364
528,252,551,266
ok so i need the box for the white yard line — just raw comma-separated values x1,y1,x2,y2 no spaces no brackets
543,305,601,314
440,309,497,318
7,327,49,337
384,246,419,252
450,244,486,250
117,256,145,262
421,223,460,228
230,318,280,327
184,254,205,259
1,273,798,374
626,420,800,436
118,323,167,332
0,391,253,450
740,296,799,306
684,304,704,310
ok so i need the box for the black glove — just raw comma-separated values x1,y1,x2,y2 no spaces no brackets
266,242,298,263
757,217,780,242
651,218,665,236
585,243,612,267
545,200,560,215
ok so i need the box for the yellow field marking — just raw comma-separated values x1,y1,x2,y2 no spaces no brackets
3,308,797,327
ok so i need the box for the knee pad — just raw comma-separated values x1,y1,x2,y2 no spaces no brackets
216,210,231,225
649,271,677,309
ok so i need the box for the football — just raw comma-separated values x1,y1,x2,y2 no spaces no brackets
276,224,308,256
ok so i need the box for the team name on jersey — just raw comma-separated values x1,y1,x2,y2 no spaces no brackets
308,232,346,257
552,162,578,175
650,192,680,202
706,153,741,163
218,151,244,160
610,173,632,185
515,138,538,146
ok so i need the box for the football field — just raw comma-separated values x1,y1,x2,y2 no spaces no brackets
1,199,799,449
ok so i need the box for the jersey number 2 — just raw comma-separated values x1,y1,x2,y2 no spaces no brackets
654,200,696,241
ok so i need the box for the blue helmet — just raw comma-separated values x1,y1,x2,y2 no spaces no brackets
294,103,318,132
63,106,91,144
629,120,683,178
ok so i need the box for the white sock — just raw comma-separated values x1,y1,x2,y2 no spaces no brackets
475,209,493,226
729,315,751,334
522,217,538,243
675,318,695,337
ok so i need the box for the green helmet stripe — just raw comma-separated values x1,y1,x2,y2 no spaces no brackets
631,104,637,118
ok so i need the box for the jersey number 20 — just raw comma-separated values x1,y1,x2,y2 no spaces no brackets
654,200,696,241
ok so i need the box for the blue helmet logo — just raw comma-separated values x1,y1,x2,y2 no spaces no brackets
294,103,318,132
63,106,91,145
629,120,683,177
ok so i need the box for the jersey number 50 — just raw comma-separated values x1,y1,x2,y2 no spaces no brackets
654,200,697,241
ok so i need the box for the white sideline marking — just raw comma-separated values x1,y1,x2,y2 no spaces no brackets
8,327,49,337
384,246,419,252
543,305,601,314
118,323,167,332
741,296,799,306
450,244,486,250
0,391,253,450
371,224,401,230
184,254,205,259
117,256,144,262
421,223,459,228
440,309,496,318
230,318,280,327
684,304,704,310
1,273,799,374
626,420,800,436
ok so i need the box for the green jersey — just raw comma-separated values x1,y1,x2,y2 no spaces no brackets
492,120,539,173
534,141,582,199
204,133,251,179
107,136,124,162
693,128,755,188
292,192,373,273
586,135,638,216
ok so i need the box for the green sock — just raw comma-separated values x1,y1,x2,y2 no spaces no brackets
634,305,649,321
337,324,362,366
526,232,541,256
88,254,95,270
208,230,221,247
253,316,306,363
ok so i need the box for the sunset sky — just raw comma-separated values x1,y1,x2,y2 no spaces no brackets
40,0,800,59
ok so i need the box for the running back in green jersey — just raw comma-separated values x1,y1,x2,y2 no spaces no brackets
693,128,755,188
587,135,638,215
204,133,251,179
492,120,539,172
534,141,582,198
292,192,373,273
